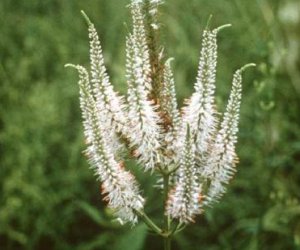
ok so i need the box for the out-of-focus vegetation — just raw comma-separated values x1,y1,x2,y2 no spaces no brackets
0,0,299,249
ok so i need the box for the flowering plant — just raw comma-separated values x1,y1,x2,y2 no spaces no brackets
66,0,255,249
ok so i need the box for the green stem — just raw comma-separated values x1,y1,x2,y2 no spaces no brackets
170,221,182,236
163,174,171,250
164,236,171,250
134,210,163,236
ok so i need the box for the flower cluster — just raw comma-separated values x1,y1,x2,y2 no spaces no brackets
66,0,254,224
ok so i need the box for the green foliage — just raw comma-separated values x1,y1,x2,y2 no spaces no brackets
113,224,147,250
0,0,299,249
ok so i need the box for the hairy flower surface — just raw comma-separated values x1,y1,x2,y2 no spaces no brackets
65,64,144,224
159,59,181,167
126,34,162,171
85,14,130,154
203,64,255,204
125,2,162,171
180,25,231,159
67,0,254,226
166,126,202,223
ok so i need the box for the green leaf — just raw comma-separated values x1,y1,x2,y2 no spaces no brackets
76,234,110,250
263,204,300,234
113,224,147,250
294,222,300,246
7,229,28,245
76,201,106,226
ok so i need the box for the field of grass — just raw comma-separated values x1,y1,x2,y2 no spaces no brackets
0,0,299,249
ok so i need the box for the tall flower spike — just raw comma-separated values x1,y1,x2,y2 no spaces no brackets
130,3,152,92
126,34,162,171
65,65,94,144
160,58,181,166
81,11,129,151
160,58,180,131
132,0,164,30
181,24,232,158
66,64,145,224
166,125,202,223
147,0,164,30
137,0,165,100
203,64,256,204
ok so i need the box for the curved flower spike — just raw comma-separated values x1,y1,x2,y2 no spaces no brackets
181,24,232,158
203,64,256,204
66,64,145,224
81,11,129,151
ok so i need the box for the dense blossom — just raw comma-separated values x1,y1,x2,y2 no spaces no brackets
67,0,254,224
65,64,144,224
203,64,255,204
166,126,202,223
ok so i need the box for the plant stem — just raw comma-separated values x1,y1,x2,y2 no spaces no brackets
164,236,171,250
134,209,163,236
163,173,171,250
143,2,171,249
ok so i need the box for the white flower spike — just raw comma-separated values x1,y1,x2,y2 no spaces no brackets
66,0,255,239
65,64,144,224
166,125,202,223
203,63,256,204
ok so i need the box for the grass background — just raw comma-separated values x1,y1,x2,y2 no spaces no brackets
0,0,299,249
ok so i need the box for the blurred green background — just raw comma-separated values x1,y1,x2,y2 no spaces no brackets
0,0,299,249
